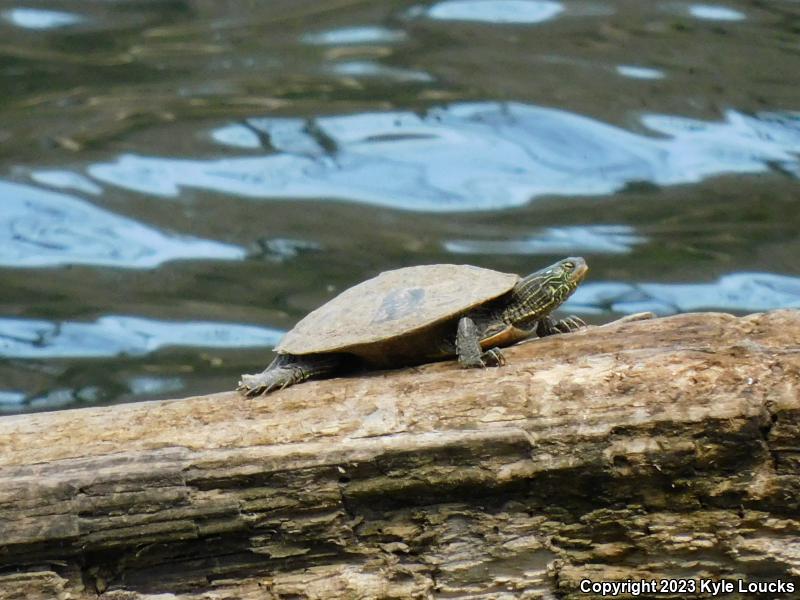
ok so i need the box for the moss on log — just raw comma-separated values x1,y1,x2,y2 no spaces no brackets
1,310,799,599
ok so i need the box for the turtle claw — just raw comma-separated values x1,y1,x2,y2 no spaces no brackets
555,315,586,333
238,372,286,397
536,315,586,337
483,347,506,367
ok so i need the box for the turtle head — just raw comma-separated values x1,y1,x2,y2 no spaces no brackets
506,257,588,325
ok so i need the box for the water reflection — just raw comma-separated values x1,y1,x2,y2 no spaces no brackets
128,376,185,397
2,8,84,30
415,0,564,24
3,378,183,414
252,237,323,262
90,102,800,212
0,390,26,408
30,170,102,195
4,381,179,413
302,26,407,45
445,225,647,255
328,60,434,82
0,181,245,268
0,315,281,359
688,4,746,21
246,118,326,156
28,387,97,411
210,125,261,149
566,273,800,315
616,65,665,80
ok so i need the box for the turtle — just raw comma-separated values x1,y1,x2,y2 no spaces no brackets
238,256,588,396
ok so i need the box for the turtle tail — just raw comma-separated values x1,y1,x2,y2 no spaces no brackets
238,353,346,397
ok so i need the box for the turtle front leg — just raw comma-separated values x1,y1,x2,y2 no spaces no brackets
536,315,586,337
238,353,344,397
456,316,506,368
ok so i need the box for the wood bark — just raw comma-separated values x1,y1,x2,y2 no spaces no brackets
1,310,799,599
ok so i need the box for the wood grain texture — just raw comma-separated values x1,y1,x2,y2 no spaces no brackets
1,310,799,599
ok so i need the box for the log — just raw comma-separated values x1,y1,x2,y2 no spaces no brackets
1,310,799,599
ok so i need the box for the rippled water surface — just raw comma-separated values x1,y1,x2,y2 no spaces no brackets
1,0,799,412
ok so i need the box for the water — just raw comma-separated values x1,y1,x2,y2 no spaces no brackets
1,0,799,413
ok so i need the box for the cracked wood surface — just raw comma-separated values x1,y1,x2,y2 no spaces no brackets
1,310,799,599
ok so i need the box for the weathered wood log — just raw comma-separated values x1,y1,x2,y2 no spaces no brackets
1,310,799,599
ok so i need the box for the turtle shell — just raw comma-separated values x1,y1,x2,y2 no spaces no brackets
276,264,519,356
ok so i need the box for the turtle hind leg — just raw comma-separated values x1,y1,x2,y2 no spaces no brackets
238,353,345,397
456,316,506,369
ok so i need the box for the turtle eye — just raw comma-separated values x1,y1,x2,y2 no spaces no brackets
563,261,574,271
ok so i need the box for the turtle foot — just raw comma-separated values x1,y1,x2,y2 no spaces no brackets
457,317,506,368
238,365,300,397
537,315,586,337
481,347,506,367
238,354,345,397
460,348,507,369
553,315,586,333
